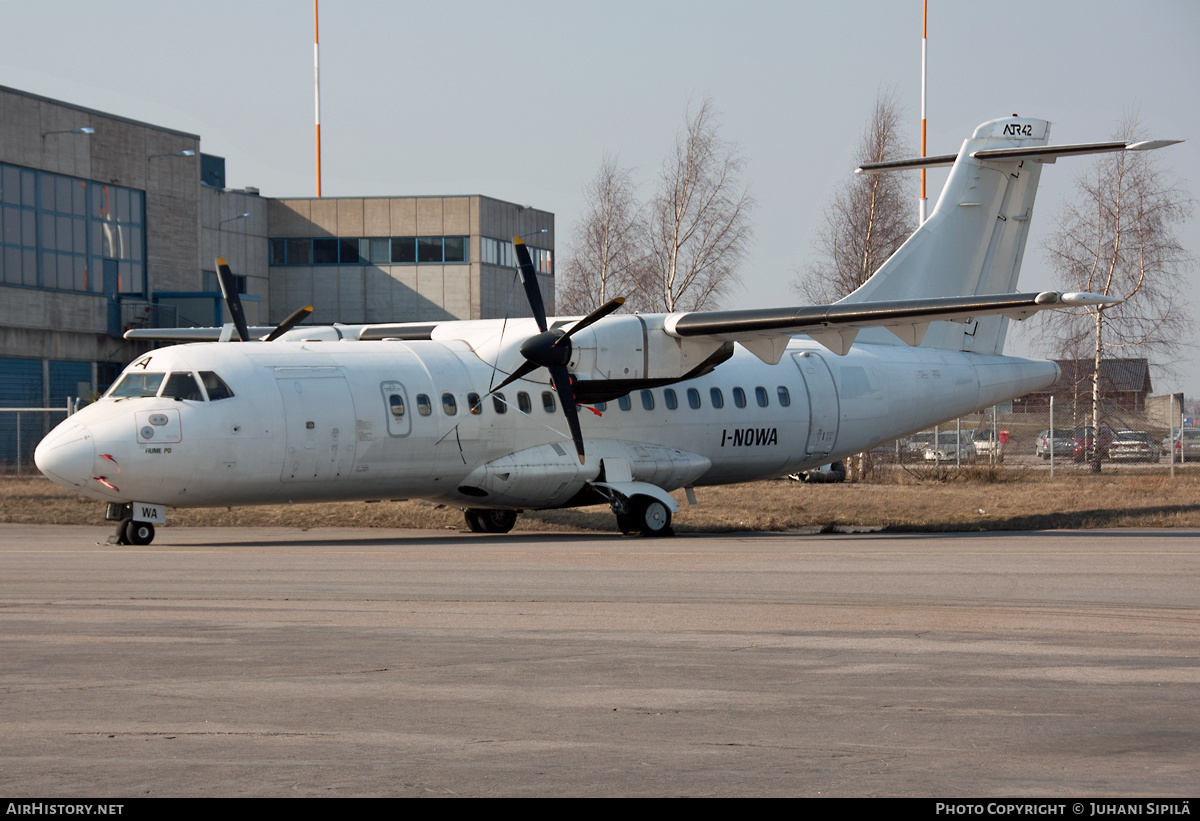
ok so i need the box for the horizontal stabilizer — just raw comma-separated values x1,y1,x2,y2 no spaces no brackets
858,138,1182,175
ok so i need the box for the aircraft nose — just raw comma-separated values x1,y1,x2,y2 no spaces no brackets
34,423,95,489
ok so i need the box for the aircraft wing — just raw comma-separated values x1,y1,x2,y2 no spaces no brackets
663,290,1114,361
124,326,280,342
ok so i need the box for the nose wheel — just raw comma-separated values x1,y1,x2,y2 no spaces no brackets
108,518,156,545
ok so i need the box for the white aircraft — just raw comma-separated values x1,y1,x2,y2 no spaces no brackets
35,117,1178,544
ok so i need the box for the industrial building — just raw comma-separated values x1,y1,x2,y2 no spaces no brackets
0,84,554,416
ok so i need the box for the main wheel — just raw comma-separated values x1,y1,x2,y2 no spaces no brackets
616,495,673,537
124,520,155,546
465,509,517,533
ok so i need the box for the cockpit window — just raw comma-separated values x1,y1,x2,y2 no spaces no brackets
162,372,205,401
199,371,234,401
108,372,165,398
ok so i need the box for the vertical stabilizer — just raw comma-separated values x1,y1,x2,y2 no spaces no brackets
840,117,1050,354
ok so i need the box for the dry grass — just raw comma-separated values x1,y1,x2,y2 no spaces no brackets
4,467,1200,534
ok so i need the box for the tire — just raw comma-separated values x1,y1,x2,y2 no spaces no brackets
125,520,155,546
617,495,673,537
465,509,516,534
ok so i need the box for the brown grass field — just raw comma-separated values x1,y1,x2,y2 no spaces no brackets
4,463,1200,534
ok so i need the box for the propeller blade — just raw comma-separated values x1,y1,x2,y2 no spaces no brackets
489,360,541,395
513,237,548,334
263,305,313,341
549,365,586,464
216,257,251,342
556,297,625,346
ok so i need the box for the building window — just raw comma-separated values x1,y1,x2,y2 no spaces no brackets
268,235,470,266
0,162,144,295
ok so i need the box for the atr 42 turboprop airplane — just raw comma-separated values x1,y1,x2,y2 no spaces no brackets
35,117,1179,544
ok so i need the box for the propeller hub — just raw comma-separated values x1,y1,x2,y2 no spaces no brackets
519,330,571,368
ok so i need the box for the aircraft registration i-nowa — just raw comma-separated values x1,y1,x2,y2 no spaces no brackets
34,116,1179,544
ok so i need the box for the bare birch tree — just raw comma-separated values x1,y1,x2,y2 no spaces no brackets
1040,112,1193,472
645,98,754,312
557,157,650,315
795,89,915,303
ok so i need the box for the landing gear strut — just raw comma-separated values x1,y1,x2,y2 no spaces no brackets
464,508,518,533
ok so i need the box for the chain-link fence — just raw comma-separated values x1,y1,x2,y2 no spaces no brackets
848,401,1190,481
0,402,76,476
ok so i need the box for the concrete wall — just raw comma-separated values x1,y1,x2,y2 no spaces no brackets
266,196,554,325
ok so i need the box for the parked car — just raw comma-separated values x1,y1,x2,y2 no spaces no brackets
923,431,977,463
1035,429,1074,460
1072,425,1115,462
1108,430,1161,462
902,431,936,461
971,427,1004,462
1167,428,1200,462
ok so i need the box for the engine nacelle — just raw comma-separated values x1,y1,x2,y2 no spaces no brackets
568,314,730,383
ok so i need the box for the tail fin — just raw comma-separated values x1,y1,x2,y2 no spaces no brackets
840,116,1053,354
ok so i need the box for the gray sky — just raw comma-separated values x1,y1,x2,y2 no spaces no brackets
4,0,1197,395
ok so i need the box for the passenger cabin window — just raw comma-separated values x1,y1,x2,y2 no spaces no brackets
733,387,747,408
468,392,482,415
755,386,769,407
687,388,701,409
618,395,632,411
664,389,678,410
641,390,655,410
594,401,607,412
493,392,507,414
542,392,556,413
417,394,432,416
199,371,234,401
381,381,412,437
710,388,724,409
442,393,458,415
108,372,165,398
518,392,532,414
777,386,791,407
162,372,204,401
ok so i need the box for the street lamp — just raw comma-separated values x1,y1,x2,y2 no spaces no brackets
148,149,196,160
220,212,251,227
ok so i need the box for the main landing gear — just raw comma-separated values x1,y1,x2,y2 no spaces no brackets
612,494,673,537
464,508,518,533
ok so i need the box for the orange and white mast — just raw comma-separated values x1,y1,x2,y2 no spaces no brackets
919,0,928,223
314,0,322,197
